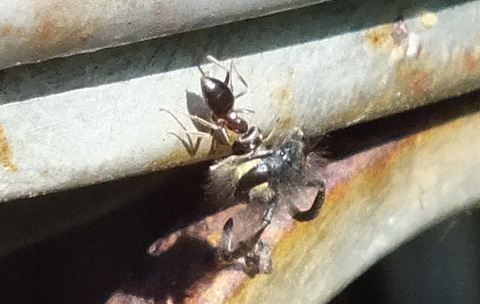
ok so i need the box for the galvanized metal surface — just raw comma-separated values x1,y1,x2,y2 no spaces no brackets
0,0,329,70
2,0,480,202
106,92,480,304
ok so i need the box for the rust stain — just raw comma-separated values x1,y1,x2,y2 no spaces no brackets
365,24,392,48
0,26,11,38
463,50,480,74
0,125,18,172
271,86,293,104
396,65,431,94
277,117,292,129
348,142,407,199
37,15,59,40
31,8,97,47
0,1,101,62
110,111,480,304
148,149,192,171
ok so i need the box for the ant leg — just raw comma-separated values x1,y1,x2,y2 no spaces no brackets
160,107,220,131
228,59,234,90
232,63,248,99
234,108,255,114
160,108,205,156
204,55,231,86
203,55,247,99
205,55,230,73
164,132,202,157
160,108,233,154
291,178,326,222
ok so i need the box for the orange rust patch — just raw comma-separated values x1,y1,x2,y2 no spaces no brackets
351,144,405,199
0,26,11,38
365,25,392,48
0,125,17,172
14,2,101,59
277,117,292,129
34,12,95,42
37,15,59,40
396,65,431,94
463,50,480,74
271,86,293,104
223,140,409,304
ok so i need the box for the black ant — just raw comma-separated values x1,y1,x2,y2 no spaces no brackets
160,55,263,156
199,55,250,140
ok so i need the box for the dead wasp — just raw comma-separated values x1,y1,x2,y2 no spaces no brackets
148,127,326,275
207,128,326,275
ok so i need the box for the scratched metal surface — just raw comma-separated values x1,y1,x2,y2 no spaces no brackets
0,0,330,70
1,0,480,202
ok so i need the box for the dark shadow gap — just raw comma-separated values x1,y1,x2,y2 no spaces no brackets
322,88,480,160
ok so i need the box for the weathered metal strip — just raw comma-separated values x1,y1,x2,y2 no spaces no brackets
1,1,480,201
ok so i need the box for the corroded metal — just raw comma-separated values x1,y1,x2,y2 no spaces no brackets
0,0,329,70
1,1,480,201
105,92,480,303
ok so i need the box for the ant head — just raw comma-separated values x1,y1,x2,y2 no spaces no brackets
201,76,234,117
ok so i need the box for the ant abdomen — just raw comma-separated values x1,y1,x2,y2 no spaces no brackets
201,76,234,116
